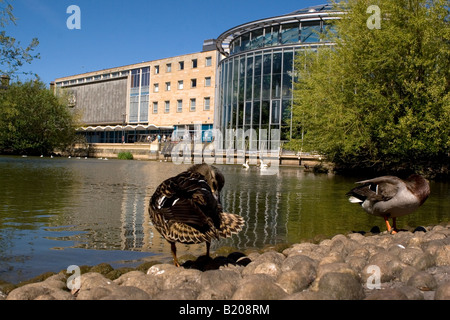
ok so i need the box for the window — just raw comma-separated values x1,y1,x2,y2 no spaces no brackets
204,97,210,111
192,59,198,68
141,67,150,87
190,98,196,111
178,80,184,90
153,83,159,92
177,100,183,113
205,56,212,66
178,61,184,70
153,102,158,114
154,65,160,74
166,63,172,73
205,77,211,87
191,79,197,88
131,69,140,88
165,101,170,113
165,82,171,91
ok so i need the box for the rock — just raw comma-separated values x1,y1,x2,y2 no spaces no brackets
397,286,424,300
317,272,365,300
197,270,241,300
7,273,73,301
283,291,332,300
435,245,450,266
114,271,161,298
153,288,198,300
253,262,281,278
434,281,450,300
76,272,119,300
276,270,312,294
100,286,150,300
311,262,357,291
362,251,404,283
407,271,438,291
232,275,287,300
365,288,408,300
162,269,202,292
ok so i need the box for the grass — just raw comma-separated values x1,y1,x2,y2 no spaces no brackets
117,152,133,160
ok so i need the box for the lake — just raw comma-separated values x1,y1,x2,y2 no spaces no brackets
0,156,448,283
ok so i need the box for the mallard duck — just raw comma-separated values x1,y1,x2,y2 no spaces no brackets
149,164,245,266
346,174,430,234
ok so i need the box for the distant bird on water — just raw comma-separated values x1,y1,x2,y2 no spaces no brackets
346,174,430,234
149,164,245,266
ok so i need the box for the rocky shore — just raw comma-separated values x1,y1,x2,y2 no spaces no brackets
1,224,449,300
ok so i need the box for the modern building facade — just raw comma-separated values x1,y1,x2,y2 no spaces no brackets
54,4,341,153
214,4,341,151
54,41,217,143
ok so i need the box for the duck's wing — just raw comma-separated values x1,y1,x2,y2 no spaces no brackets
347,176,402,202
151,171,221,231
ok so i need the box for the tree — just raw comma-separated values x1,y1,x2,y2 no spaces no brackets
292,0,450,176
1,0,39,77
0,80,78,155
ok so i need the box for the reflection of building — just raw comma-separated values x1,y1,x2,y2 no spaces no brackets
54,41,217,143
214,4,341,149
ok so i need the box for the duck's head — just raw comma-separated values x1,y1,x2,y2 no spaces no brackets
189,164,225,196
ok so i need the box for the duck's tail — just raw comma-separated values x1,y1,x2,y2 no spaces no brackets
218,212,245,238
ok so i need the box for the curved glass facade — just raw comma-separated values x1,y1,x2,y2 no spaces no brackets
215,5,340,151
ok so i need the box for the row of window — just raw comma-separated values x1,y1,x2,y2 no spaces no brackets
152,97,211,114
153,77,212,92
154,56,213,74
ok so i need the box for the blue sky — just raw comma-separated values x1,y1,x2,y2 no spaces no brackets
4,0,326,86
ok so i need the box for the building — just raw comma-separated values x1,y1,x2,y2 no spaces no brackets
54,4,341,155
214,4,341,152
54,41,217,143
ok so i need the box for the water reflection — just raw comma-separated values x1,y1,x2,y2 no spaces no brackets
0,156,448,283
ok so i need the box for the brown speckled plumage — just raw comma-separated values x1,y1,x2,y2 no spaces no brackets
149,164,244,266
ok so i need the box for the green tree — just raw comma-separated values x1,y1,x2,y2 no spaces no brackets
0,80,78,155
292,0,450,175
1,0,39,77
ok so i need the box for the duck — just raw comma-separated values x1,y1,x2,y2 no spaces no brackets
346,174,430,234
149,163,245,266
258,159,268,169
242,160,249,169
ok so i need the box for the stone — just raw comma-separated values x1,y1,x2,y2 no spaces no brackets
407,271,438,291
232,274,287,300
365,288,408,300
434,281,450,300
100,286,150,300
253,262,281,278
362,251,404,283
435,245,450,266
276,270,312,294
283,291,332,300
197,270,241,300
114,271,161,298
317,272,365,300
397,286,424,300
153,288,198,300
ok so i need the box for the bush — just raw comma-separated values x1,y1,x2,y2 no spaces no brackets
117,151,133,160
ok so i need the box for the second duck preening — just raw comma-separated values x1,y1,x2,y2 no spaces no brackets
346,174,430,234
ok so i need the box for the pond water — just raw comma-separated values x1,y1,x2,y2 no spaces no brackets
0,156,448,283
